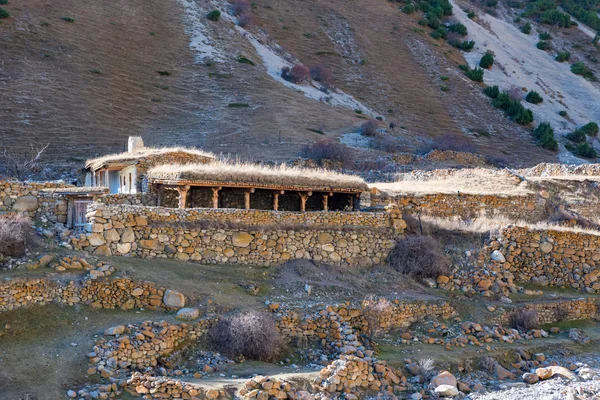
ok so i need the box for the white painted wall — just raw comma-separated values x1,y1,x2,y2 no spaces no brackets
119,165,137,194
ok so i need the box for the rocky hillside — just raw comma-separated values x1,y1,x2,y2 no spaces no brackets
1,0,599,168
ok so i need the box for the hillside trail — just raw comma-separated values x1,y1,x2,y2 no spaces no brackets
451,0,600,164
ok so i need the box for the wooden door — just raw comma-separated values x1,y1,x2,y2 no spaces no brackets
74,200,92,227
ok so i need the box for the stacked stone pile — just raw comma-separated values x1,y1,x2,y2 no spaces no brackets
49,255,115,278
238,375,298,399
91,320,211,377
315,355,406,398
126,372,224,399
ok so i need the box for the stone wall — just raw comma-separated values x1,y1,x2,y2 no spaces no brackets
0,276,172,312
483,226,600,293
371,192,548,223
0,180,71,224
71,204,402,267
493,298,600,326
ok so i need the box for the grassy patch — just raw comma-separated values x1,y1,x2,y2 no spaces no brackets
306,128,325,135
60,16,75,22
227,103,250,108
156,70,172,76
237,56,255,66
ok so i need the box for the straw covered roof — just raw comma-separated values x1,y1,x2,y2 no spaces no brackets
148,162,368,192
86,147,215,170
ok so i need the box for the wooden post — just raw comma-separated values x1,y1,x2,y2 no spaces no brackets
176,185,190,209
156,185,162,207
349,194,354,211
243,188,255,210
211,187,221,209
322,193,332,211
299,191,312,212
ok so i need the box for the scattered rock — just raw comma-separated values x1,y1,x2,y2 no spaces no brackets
104,325,126,336
522,372,539,384
176,308,200,320
163,289,185,308
430,371,457,389
434,384,459,397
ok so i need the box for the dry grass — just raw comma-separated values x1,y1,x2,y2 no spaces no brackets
0,214,34,257
148,161,367,191
419,215,600,237
371,167,532,196
86,147,215,170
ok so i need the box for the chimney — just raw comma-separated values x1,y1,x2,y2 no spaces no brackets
128,136,144,153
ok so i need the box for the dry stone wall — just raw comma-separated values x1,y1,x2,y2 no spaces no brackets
0,276,172,312
483,226,600,293
72,204,400,267
371,192,547,222
493,298,600,326
0,180,71,224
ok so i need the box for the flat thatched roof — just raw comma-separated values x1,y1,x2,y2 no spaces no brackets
41,187,109,195
147,162,367,192
86,147,215,170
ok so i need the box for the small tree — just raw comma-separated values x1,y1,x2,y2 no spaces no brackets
0,7,9,19
580,122,599,136
555,51,571,62
448,22,468,36
206,9,221,21
479,53,494,69
571,62,596,81
533,122,558,151
573,142,598,158
566,129,586,143
525,90,543,104
465,67,484,82
521,22,532,34
536,40,551,50
539,31,552,40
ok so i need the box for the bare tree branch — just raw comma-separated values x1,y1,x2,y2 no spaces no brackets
0,143,49,180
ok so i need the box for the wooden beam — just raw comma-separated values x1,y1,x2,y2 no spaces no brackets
273,192,279,211
211,187,221,209
322,194,329,212
299,192,310,212
175,185,190,209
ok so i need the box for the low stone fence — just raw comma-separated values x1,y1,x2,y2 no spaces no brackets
275,300,456,343
0,276,173,312
371,192,548,223
493,298,600,326
0,180,71,224
72,204,401,267
483,226,600,293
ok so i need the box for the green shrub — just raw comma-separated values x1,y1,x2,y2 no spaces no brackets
479,53,494,68
525,90,543,104
60,16,75,22
0,7,8,18
533,122,558,151
540,9,573,28
448,22,468,36
467,10,476,19
539,31,552,40
521,22,532,34
555,51,571,62
566,129,586,143
492,92,533,125
430,27,447,39
206,9,221,21
440,75,449,81
559,110,568,117
402,3,416,13
450,40,475,51
465,67,484,82
483,85,499,98
571,62,596,81
440,84,450,92
573,142,598,158
0,0,7,4
536,40,550,50
458,64,470,71
580,122,599,136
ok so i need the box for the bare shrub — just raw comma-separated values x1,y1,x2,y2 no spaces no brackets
416,358,436,379
232,0,251,25
481,356,497,373
428,132,475,153
362,298,392,338
237,12,251,27
553,306,569,322
0,214,34,257
509,309,539,331
372,135,404,152
300,138,355,168
309,64,334,89
0,143,49,180
208,310,283,362
281,64,310,84
360,119,379,137
507,86,523,101
387,235,450,279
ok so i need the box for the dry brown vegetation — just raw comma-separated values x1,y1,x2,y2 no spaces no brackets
148,161,367,190
85,147,215,170
387,235,450,279
0,214,34,258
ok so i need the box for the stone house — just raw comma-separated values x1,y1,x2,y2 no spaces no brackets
84,137,214,195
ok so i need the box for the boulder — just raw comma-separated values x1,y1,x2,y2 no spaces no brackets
121,227,135,243
88,233,106,247
522,373,539,384
434,385,459,397
37,254,55,268
536,367,553,380
547,366,576,380
12,196,38,212
491,250,506,263
232,232,254,248
495,363,515,380
104,325,126,336
437,275,450,285
176,308,200,320
430,371,457,389
163,289,185,308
